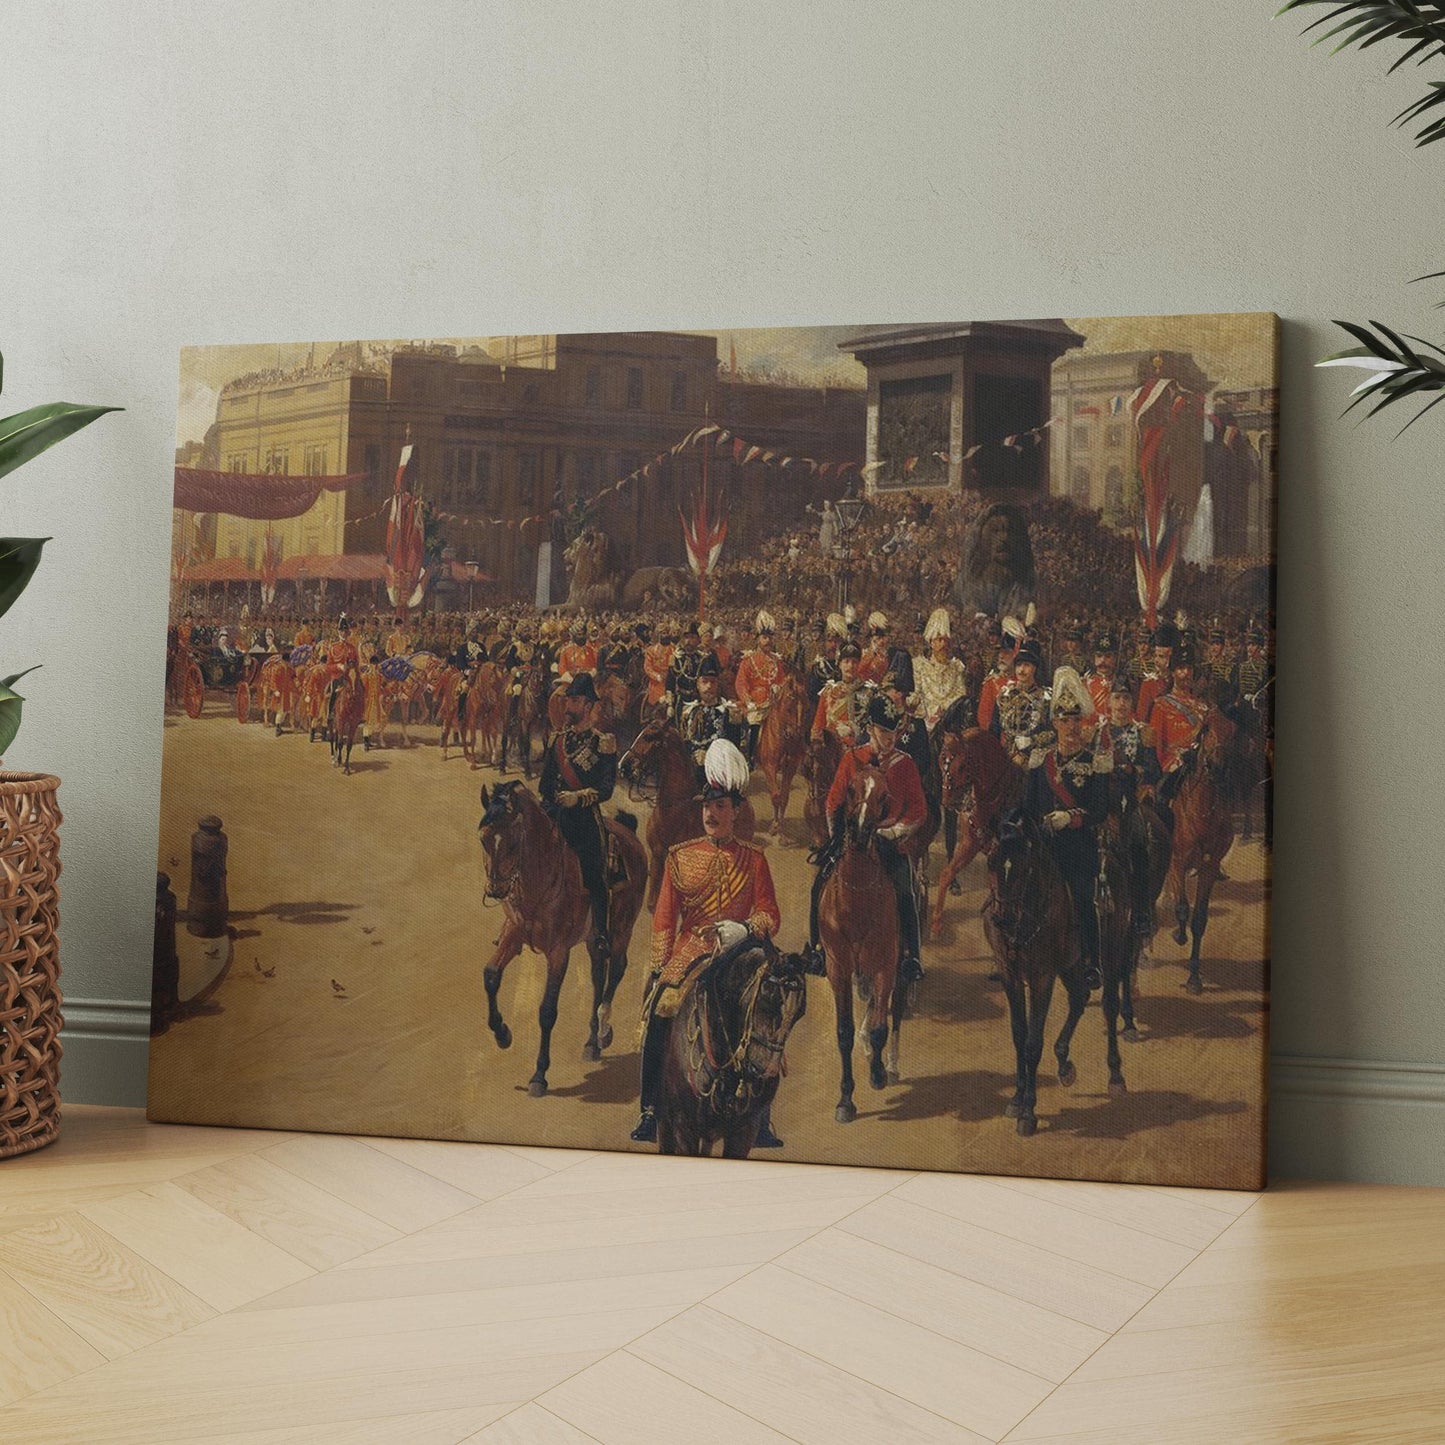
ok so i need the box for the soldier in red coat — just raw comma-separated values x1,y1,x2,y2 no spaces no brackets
1153,642,1236,802
631,739,781,1144
804,692,929,985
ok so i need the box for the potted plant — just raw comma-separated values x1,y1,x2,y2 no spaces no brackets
0,350,118,1157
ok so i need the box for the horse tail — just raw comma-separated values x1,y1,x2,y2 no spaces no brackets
613,809,639,833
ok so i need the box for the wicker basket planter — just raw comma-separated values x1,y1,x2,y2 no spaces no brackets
0,772,63,1159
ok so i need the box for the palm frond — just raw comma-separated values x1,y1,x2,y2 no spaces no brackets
1318,319,1445,427
1279,1,1445,142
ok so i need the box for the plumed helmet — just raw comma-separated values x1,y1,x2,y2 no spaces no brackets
923,607,952,642
1014,639,1044,671
1050,666,1094,719
867,610,889,635
698,738,750,802
755,609,776,635
865,691,903,731
825,612,848,639
838,640,863,661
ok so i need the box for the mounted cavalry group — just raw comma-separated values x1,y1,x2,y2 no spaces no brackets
167,595,1271,1151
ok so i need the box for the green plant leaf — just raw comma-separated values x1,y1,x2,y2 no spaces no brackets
0,402,122,486
1,666,40,690
0,538,48,623
0,680,25,756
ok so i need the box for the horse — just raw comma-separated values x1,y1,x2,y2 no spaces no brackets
930,727,1023,938
618,716,756,910
301,663,333,742
657,938,808,1157
477,781,647,1093
499,663,546,777
1165,709,1237,994
801,730,843,850
757,672,807,842
325,671,365,775
595,671,642,749
462,661,506,768
818,760,903,1122
982,813,1092,1137
1100,796,1171,1042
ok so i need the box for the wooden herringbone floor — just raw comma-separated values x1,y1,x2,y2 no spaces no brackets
0,1108,1440,1443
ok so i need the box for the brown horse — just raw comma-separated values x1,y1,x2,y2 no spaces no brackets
658,939,808,1157
1165,709,1237,993
477,782,647,1093
982,813,1092,1137
463,661,506,768
618,717,756,910
326,672,365,774
595,672,642,748
757,672,807,842
500,663,546,777
801,731,843,850
818,760,903,1122
434,664,467,760
1100,798,1171,1043
930,727,1023,938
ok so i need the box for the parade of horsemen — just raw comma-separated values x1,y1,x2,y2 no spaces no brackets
160,473,1273,1171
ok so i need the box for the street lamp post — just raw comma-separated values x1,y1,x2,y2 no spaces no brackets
833,490,867,609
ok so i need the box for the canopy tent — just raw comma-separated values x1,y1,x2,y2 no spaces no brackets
276,554,388,582
180,557,261,583
174,467,368,520
434,557,497,583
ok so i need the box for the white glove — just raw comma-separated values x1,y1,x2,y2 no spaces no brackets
557,790,580,808
661,693,674,708
1015,734,1033,752
714,920,749,949
1045,810,1071,833
879,823,908,841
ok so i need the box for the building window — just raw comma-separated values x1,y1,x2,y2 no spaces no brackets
468,450,492,508
1071,465,1092,505
626,367,644,410
577,452,599,498
304,445,327,476
305,534,319,555
228,454,248,473
1072,425,1091,451
364,444,382,495
1106,424,1124,449
245,539,257,569
228,540,240,559
265,447,289,475
585,366,601,406
517,452,538,509
1105,465,1125,520
671,370,687,412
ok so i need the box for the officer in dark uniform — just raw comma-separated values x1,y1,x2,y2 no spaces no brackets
665,622,706,724
1021,668,1110,989
680,654,745,784
1097,673,1168,941
539,672,618,968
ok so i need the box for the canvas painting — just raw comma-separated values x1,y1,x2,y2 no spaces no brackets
151,315,1276,1189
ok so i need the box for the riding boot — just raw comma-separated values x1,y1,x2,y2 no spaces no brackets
754,1102,784,1148
802,863,831,977
629,1015,667,1142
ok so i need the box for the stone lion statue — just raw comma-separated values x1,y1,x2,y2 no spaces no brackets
565,527,622,609
956,502,1038,619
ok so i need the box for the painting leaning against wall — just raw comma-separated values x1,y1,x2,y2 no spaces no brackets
149,313,1277,1189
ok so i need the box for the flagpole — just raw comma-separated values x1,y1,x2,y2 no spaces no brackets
698,401,711,626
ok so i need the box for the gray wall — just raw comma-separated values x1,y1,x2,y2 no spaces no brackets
5,1,1441,1184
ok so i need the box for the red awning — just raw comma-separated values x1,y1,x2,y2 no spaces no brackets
276,554,388,583
174,468,368,520
181,558,261,583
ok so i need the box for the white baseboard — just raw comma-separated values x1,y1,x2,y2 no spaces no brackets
1270,1054,1445,1186
51,1002,1445,1185
59,997,151,1108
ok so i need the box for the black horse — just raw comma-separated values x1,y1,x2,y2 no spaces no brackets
657,938,808,1157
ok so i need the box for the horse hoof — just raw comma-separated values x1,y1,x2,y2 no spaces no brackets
1108,1078,1128,1096
1185,976,1203,995
835,1102,857,1124
528,1079,548,1099
869,1061,887,1091
1121,1026,1142,1043
598,1024,613,1050
494,1025,512,1050
1004,1099,1025,1119
1016,1115,1038,1138
1172,927,1188,945
1058,1060,1077,1088
582,1042,601,1063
